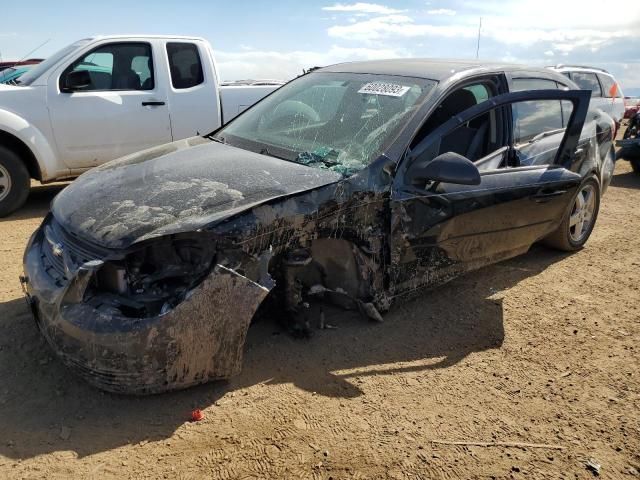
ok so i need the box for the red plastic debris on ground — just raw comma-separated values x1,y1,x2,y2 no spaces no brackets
190,409,204,422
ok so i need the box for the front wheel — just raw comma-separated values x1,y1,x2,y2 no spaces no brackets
0,146,30,217
543,177,600,251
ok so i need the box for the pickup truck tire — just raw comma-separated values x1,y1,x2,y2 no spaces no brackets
0,146,30,217
543,176,600,251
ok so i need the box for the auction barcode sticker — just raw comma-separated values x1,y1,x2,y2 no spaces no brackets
358,82,410,97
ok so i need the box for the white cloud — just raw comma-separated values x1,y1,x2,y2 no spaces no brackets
328,14,476,42
215,45,408,81
322,2,404,14
327,12,638,49
426,8,456,15
318,0,640,88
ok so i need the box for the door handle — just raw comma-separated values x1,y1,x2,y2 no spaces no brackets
142,101,165,106
532,189,566,202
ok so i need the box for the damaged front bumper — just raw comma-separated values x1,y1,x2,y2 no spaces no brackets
22,225,270,395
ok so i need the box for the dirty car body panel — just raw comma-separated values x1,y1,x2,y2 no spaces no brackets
22,60,610,393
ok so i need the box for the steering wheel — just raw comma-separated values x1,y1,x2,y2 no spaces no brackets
263,100,320,130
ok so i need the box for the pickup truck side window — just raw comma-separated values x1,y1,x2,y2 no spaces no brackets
62,42,154,91
167,43,204,89
570,72,602,97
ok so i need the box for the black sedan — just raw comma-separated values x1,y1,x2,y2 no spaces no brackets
22,59,617,393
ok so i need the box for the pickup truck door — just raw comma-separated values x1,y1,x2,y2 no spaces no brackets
389,89,590,296
47,41,172,169
164,41,221,139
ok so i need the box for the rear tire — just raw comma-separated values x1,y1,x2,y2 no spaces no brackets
0,146,30,217
543,176,600,251
631,158,640,175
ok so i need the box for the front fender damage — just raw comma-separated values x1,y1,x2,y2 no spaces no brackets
40,264,270,395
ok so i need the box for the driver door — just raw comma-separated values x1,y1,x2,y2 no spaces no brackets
389,89,590,296
48,41,172,170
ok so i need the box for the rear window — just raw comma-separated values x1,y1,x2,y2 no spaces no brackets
597,74,621,98
570,72,602,97
166,42,204,89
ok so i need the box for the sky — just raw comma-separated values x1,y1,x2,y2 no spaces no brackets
2,0,639,93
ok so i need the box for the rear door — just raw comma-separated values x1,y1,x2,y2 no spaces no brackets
389,89,590,296
165,41,221,139
48,40,172,169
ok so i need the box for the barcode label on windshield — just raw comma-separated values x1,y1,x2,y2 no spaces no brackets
358,82,410,97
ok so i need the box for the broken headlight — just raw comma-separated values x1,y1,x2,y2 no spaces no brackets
86,235,216,318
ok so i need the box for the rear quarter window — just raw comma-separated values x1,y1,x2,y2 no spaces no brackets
597,74,621,98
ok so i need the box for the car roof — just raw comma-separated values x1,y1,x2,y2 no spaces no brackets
88,34,207,42
548,65,614,77
318,58,554,82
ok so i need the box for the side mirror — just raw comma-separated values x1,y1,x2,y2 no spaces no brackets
406,151,481,186
62,70,91,92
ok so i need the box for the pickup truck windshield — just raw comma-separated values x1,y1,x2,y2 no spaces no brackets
217,72,435,177
17,39,91,86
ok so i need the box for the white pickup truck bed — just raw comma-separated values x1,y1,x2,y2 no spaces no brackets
219,85,277,121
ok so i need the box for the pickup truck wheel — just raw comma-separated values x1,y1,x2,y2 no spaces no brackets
0,146,30,217
631,158,640,175
543,176,600,252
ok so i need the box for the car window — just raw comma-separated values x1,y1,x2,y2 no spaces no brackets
63,42,154,91
218,72,435,177
406,95,577,183
510,79,573,166
597,74,620,98
511,78,564,145
132,55,152,87
570,72,602,97
411,82,498,162
167,42,204,89
464,84,490,103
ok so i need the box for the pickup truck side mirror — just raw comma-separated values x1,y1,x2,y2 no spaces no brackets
406,151,481,186
62,70,92,92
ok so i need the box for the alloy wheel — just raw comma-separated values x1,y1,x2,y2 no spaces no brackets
0,164,11,202
569,184,597,243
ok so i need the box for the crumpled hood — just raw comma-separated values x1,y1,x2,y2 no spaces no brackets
52,138,342,249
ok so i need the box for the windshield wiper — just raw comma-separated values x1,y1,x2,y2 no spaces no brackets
207,134,225,144
259,147,290,162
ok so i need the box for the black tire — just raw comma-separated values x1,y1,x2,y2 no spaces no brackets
543,176,600,252
0,146,30,217
631,158,640,175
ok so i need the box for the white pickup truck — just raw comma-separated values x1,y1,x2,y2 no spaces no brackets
0,35,280,215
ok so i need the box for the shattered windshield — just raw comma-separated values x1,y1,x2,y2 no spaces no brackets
216,72,435,177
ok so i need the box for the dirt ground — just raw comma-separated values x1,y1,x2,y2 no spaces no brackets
0,158,638,479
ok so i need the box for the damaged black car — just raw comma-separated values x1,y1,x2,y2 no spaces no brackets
22,59,617,394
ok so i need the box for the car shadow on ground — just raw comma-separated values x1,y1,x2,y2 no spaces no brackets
0,183,67,222
610,168,640,190
0,244,569,460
